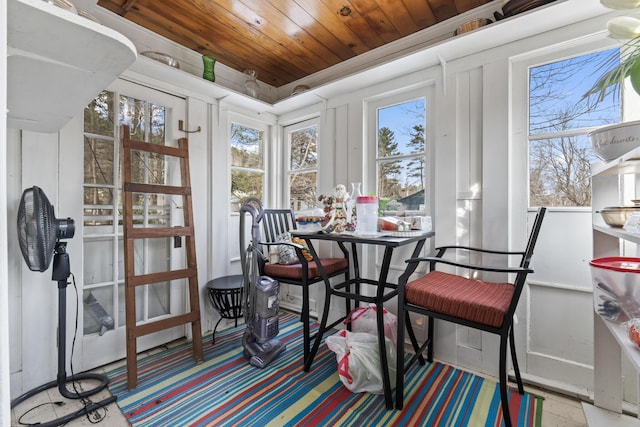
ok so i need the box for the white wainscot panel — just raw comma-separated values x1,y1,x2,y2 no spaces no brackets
531,210,592,287
528,282,594,389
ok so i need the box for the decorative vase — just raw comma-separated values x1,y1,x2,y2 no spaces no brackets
244,69,259,98
350,182,362,199
202,55,216,82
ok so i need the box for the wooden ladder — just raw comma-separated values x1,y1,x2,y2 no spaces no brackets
121,125,203,389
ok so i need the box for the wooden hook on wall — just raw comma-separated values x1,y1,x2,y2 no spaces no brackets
178,120,201,133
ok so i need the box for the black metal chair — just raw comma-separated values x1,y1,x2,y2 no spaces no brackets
395,207,546,427
256,207,351,369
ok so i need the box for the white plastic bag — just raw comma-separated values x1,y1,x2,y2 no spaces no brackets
325,330,396,394
343,304,397,350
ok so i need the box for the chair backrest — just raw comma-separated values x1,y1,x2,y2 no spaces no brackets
521,207,546,269
261,209,297,243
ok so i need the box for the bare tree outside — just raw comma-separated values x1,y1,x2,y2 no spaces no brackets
288,124,318,210
230,123,264,210
529,48,620,207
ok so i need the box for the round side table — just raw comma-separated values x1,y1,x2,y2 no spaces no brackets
206,275,244,345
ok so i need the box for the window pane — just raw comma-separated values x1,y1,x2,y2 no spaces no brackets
377,157,426,212
149,281,172,318
290,125,318,169
84,91,114,137
120,96,146,140
529,49,620,135
84,187,115,231
84,137,114,185
375,97,427,214
290,171,317,211
83,287,114,335
149,103,166,145
528,48,622,207
129,150,167,185
231,123,263,168
84,239,114,284
377,99,426,157
529,135,596,207
231,170,264,211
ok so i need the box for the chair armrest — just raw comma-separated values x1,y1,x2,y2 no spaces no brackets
404,256,533,274
435,245,526,257
260,241,305,250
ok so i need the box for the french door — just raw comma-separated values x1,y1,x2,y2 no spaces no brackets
80,78,187,370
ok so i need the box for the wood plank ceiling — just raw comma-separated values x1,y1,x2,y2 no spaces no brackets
96,0,513,87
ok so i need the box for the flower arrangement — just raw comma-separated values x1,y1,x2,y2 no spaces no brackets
584,0,640,100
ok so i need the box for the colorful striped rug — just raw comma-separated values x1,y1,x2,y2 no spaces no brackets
106,312,543,426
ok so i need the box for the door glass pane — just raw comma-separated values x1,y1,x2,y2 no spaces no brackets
83,187,115,232
149,103,167,145
83,287,114,335
84,239,113,284
84,137,114,185
119,96,146,140
84,91,115,137
148,281,171,318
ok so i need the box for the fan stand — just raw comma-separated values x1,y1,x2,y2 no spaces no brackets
11,242,117,427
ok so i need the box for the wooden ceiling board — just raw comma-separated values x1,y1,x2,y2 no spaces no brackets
371,0,421,37
427,0,462,21
400,0,439,28
131,0,315,85
95,0,531,88
316,0,387,50
267,0,358,59
348,0,401,43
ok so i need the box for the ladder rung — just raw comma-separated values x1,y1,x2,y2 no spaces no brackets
125,182,191,195
127,268,197,287
124,139,187,158
126,226,193,239
128,311,201,339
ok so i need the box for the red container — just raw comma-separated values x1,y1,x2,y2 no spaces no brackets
590,257,640,323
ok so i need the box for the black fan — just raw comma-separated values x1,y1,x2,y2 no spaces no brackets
12,186,117,426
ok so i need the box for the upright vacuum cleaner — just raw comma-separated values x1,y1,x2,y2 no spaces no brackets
239,198,286,368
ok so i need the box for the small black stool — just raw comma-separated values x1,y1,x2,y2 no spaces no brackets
206,275,244,345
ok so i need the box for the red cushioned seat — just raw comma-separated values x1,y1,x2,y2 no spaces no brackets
395,207,546,427
406,270,514,328
264,258,349,281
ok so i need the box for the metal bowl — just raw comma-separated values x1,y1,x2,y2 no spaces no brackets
599,206,640,227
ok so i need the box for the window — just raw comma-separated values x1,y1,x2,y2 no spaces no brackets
528,48,621,207
286,118,318,210
375,97,427,215
230,121,265,211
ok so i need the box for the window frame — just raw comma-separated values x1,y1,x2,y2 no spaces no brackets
512,35,624,212
228,113,270,211
366,87,433,216
284,116,320,211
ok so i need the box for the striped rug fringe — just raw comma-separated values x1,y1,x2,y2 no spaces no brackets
106,312,543,426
